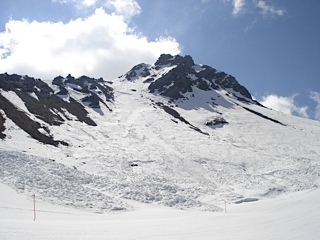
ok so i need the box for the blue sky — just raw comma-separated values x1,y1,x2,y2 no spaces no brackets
0,0,319,120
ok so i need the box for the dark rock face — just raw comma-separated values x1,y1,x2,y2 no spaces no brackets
155,102,209,136
0,73,114,146
149,68,193,99
206,117,229,126
0,111,6,139
0,92,67,146
155,54,195,67
0,74,52,93
122,54,253,102
53,75,114,108
242,106,285,126
124,64,151,81
149,54,253,101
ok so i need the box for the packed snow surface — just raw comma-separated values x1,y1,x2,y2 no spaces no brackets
1,182,319,240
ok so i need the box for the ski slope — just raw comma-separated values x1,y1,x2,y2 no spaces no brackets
1,182,319,240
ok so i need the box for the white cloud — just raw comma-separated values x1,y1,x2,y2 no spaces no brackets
255,1,285,18
223,0,285,19
232,0,246,16
261,94,309,118
0,8,180,81
82,0,98,7
106,0,141,18
53,0,141,18
309,92,320,120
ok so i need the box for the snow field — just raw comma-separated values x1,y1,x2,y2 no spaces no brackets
1,182,320,240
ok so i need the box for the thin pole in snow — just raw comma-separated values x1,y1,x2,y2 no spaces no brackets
33,194,36,221
224,200,227,214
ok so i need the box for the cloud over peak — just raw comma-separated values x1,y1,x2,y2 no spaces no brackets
0,6,180,80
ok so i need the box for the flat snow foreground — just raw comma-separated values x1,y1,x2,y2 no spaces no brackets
0,183,319,240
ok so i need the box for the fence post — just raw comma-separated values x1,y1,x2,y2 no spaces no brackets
33,194,36,221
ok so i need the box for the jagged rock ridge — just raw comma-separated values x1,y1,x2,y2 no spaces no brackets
0,73,114,145
125,54,253,102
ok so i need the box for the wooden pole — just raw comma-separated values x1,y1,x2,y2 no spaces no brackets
33,194,36,221
224,200,227,214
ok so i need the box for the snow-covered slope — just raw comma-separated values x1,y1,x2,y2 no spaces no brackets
1,182,320,240
0,54,320,215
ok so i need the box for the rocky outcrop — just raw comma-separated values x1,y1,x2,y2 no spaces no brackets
0,73,114,145
53,74,114,109
0,111,6,139
0,92,68,146
148,54,253,101
155,102,209,136
124,63,151,81
206,117,229,127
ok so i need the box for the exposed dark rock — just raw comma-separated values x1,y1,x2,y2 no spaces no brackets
242,106,285,126
155,54,195,67
15,91,64,126
64,97,97,126
0,73,107,144
156,102,209,136
206,117,228,126
125,63,151,81
53,75,114,112
82,93,100,108
196,78,212,91
143,78,154,83
235,198,259,204
52,76,64,88
54,75,114,105
197,65,218,79
0,93,68,146
35,89,96,126
149,67,193,100
0,74,69,126
0,111,6,139
0,73,53,94
149,54,253,102
154,54,174,66
235,96,251,103
215,75,252,99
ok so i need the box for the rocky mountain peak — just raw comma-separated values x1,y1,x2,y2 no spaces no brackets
124,63,151,81
148,54,253,102
155,54,195,67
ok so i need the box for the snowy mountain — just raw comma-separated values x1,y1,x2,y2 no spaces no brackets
0,54,320,215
